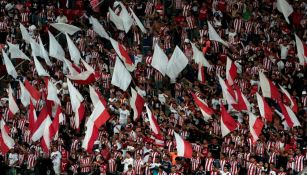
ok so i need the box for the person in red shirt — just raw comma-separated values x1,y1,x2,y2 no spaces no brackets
198,2,208,27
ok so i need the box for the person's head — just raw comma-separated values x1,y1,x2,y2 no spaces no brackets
128,164,133,170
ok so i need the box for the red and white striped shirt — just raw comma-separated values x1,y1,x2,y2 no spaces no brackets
182,4,191,16
27,154,37,170
230,160,239,175
80,156,92,173
204,158,214,172
108,158,116,173
247,162,257,175
294,155,304,172
134,159,143,174
233,18,243,33
21,12,29,24
191,157,201,171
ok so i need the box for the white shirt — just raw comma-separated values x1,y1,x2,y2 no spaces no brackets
51,151,62,174
280,44,289,60
119,108,130,125
8,153,18,167
122,157,134,172
219,171,231,175
56,15,68,23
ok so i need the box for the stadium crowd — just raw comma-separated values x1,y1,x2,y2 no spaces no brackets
0,0,306,175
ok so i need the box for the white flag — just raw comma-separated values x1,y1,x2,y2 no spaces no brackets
276,0,293,24
30,38,41,58
38,37,52,66
191,42,210,67
109,7,124,31
20,23,31,44
33,56,50,77
294,34,307,66
50,23,81,35
111,57,132,91
89,16,110,39
48,31,65,61
7,42,30,61
151,44,168,76
19,80,31,107
166,46,189,81
208,21,229,47
66,33,81,65
119,2,133,33
2,50,17,78
129,7,147,33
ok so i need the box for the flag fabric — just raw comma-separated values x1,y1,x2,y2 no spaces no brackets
7,42,30,61
8,85,19,117
40,115,52,153
130,87,145,121
28,101,37,134
191,92,213,121
109,7,124,31
82,119,99,152
256,93,273,122
279,85,298,113
2,50,17,79
151,44,169,76
67,79,85,129
65,33,81,65
30,38,41,58
111,57,132,91
48,31,65,61
19,80,31,107
166,46,189,81
259,72,280,101
50,23,81,35
198,63,206,84
232,86,250,112
66,59,96,85
88,86,110,128
31,107,50,142
278,102,300,128
129,7,147,33
276,0,293,24
294,34,307,66
226,57,237,86
220,104,238,137
20,23,31,44
24,80,41,101
208,21,229,47
0,120,15,154
89,16,110,39
174,132,193,158
46,79,61,106
63,58,80,76
145,104,161,135
191,42,210,67
150,133,165,148
119,2,133,33
38,36,52,66
249,112,264,143
218,76,236,104
109,38,135,72
33,55,50,77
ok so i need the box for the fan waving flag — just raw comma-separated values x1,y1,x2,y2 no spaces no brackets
191,92,213,121
145,104,161,135
259,72,280,101
279,85,298,113
174,132,193,158
249,113,264,143
130,87,145,121
67,79,85,130
226,57,237,86
276,0,293,24
220,104,238,137
50,23,81,35
256,93,273,122
110,38,135,72
0,120,15,154
89,16,110,39
8,85,19,118
7,42,30,61
2,50,17,79
208,21,229,47
111,57,132,91
294,34,307,66
151,44,169,76
278,102,300,128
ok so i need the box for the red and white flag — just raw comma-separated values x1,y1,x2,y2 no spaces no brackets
40,115,52,153
88,86,110,128
191,42,210,67
33,55,50,77
2,50,18,79
24,80,41,101
150,133,165,148
67,79,85,130
232,86,250,112
218,76,236,104
0,120,15,154
276,0,293,24
31,107,51,142
279,85,298,113
198,63,206,84
191,92,213,121
67,59,96,85
63,58,80,76
174,132,193,158
8,85,19,118
208,21,229,47
49,106,63,140
28,101,37,134
166,46,189,81
294,34,307,66
151,44,168,76
82,119,99,152
145,104,161,135
249,112,264,143
111,57,132,91
278,102,300,128
256,93,273,122
220,104,238,137
130,87,145,121
110,38,135,72
259,72,280,101
226,57,237,86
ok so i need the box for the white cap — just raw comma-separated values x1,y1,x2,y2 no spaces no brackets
62,82,68,89
184,38,190,43
94,149,100,152
302,91,306,95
